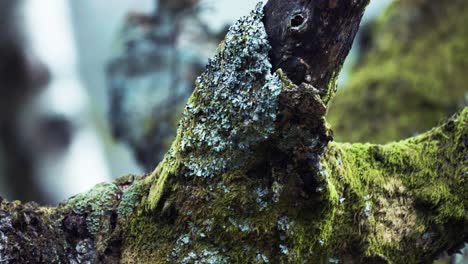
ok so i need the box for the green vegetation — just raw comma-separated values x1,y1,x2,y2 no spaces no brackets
328,0,468,143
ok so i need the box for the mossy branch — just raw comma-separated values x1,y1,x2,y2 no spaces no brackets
0,1,466,263
323,108,467,263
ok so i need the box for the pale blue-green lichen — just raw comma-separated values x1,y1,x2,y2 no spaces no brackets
170,232,230,264
256,253,269,263
67,183,119,235
277,216,292,234
255,186,269,211
178,4,282,178
117,180,145,218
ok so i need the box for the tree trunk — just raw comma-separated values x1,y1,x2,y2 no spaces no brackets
0,1,466,263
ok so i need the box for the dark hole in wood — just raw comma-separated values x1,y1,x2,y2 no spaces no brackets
291,14,305,28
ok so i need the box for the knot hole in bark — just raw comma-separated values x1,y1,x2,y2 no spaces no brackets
289,12,307,34
291,14,304,27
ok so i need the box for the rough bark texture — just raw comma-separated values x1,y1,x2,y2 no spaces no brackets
264,0,368,103
1,1,466,263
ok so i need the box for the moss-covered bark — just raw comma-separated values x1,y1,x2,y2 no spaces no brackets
0,1,466,263
323,108,467,263
1,109,465,263
328,0,468,144
0,175,146,263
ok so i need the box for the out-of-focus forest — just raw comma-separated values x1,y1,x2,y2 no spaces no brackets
0,0,466,263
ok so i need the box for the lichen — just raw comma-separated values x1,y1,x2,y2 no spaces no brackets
177,3,282,178
121,2,466,263
67,183,119,235
117,180,145,218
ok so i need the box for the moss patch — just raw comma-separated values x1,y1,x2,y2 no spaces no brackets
322,108,467,263
328,0,468,143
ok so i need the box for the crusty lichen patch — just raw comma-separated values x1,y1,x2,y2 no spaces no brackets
67,183,120,235
118,179,146,218
177,3,282,178
147,3,282,208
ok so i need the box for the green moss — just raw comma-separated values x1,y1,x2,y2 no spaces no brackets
328,0,468,143
128,109,466,263
125,163,340,263
122,2,466,263
322,68,341,106
322,108,467,262
147,136,182,210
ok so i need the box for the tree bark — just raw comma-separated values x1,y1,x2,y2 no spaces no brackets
0,1,466,263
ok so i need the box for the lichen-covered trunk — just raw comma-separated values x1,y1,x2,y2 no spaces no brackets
0,1,466,263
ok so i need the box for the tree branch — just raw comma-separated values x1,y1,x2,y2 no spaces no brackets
0,1,466,263
264,0,369,102
322,109,467,262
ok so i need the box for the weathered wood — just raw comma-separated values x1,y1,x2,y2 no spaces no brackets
264,0,369,102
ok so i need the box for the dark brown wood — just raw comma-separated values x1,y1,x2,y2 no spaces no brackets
264,0,369,99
